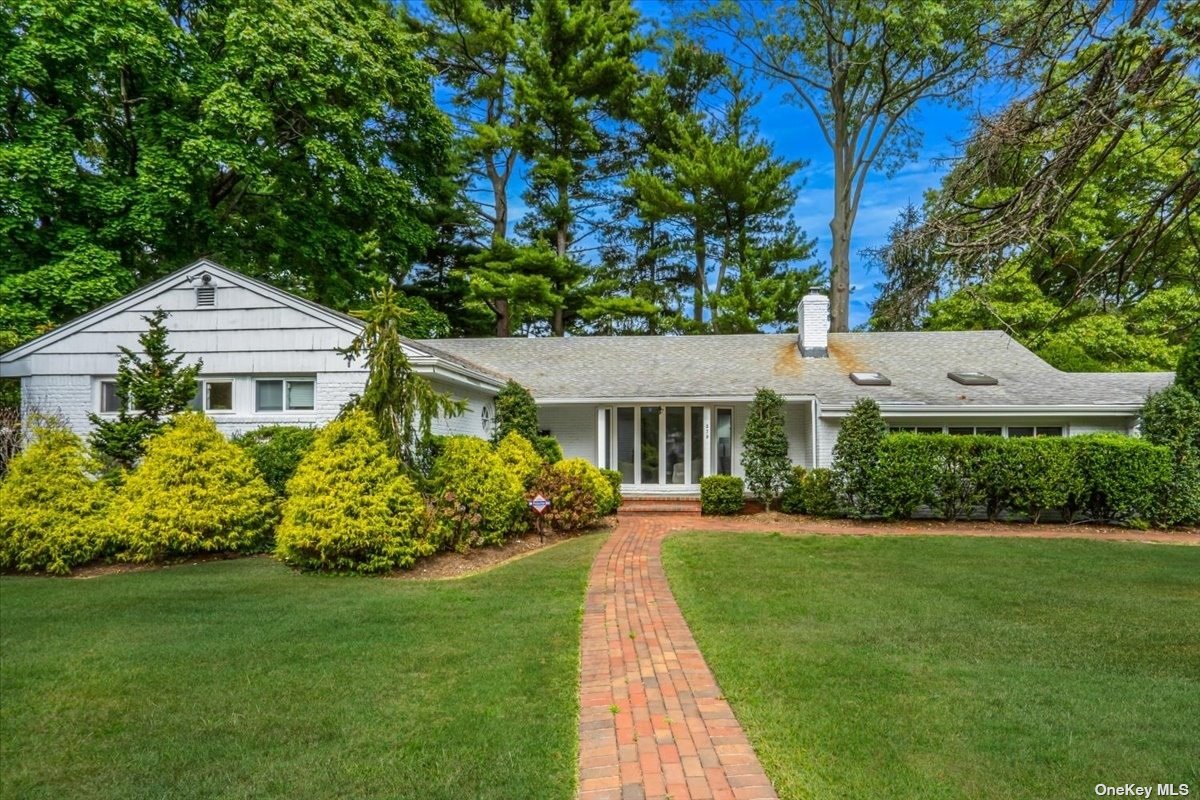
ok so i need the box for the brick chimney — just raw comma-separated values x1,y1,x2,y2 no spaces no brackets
797,289,830,357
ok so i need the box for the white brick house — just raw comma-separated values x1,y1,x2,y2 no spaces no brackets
1,260,1173,496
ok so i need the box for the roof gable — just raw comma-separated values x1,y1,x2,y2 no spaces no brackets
1,259,367,364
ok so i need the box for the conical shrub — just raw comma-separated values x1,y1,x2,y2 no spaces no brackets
0,417,113,574
109,412,277,562
276,410,431,573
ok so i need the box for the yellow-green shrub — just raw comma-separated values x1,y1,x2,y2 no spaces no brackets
276,410,431,573
0,418,112,575
109,412,277,562
495,431,544,489
554,458,616,516
431,436,526,548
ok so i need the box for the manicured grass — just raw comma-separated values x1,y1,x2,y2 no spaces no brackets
662,533,1200,800
0,535,604,800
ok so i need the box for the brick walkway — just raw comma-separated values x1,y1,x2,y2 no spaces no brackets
577,514,778,800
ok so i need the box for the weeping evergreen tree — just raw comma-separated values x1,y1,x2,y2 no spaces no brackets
341,287,466,465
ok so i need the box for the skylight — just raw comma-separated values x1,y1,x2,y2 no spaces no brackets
947,371,998,386
850,371,891,386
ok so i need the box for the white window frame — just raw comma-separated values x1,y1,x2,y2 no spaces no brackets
605,404,714,486
97,379,124,414
198,379,235,414
254,378,316,413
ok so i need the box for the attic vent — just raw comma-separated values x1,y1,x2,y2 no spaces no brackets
948,371,997,386
849,371,891,386
196,275,216,307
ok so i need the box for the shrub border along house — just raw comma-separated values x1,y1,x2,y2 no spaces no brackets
868,432,1174,527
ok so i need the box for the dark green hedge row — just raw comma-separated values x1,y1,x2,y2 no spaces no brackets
871,433,1174,527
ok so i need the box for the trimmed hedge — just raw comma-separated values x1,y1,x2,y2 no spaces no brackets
232,425,316,496
431,436,527,549
700,475,744,515
275,410,431,573
0,418,113,575
872,432,1172,527
110,412,278,562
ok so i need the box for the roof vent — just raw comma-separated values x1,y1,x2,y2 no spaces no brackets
196,273,215,307
948,371,997,386
850,371,891,386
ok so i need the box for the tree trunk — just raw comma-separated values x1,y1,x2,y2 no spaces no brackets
493,298,510,337
829,127,852,332
553,210,568,336
693,221,706,325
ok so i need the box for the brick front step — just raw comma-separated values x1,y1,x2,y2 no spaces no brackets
619,498,702,514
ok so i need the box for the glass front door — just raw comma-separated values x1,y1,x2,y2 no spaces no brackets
609,405,711,485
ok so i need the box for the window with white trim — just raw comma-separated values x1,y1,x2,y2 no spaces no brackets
255,379,315,412
99,380,122,413
887,424,1065,437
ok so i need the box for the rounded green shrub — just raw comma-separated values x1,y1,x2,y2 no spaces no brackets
431,436,526,548
232,425,317,496
554,458,616,516
799,468,839,517
1140,385,1200,526
276,410,431,573
530,463,598,532
700,475,745,515
109,412,277,562
533,435,563,464
1006,437,1076,523
779,466,808,514
599,468,623,514
495,431,544,490
0,418,113,575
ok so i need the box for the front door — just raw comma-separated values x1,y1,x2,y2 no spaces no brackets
605,405,711,486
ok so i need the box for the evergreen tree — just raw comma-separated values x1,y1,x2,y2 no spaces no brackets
513,0,643,335
830,398,889,517
341,287,466,464
866,203,945,332
740,388,791,510
492,380,539,443
88,309,201,468
406,0,531,336
625,64,819,332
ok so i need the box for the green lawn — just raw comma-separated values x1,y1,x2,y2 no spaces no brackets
663,533,1200,800
0,534,604,800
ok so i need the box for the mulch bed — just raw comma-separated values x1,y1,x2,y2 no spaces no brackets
388,520,615,580
704,511,1200,544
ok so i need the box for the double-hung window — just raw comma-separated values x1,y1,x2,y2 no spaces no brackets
255,378,315,412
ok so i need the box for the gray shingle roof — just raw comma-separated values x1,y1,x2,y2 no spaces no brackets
417,331,1172,408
